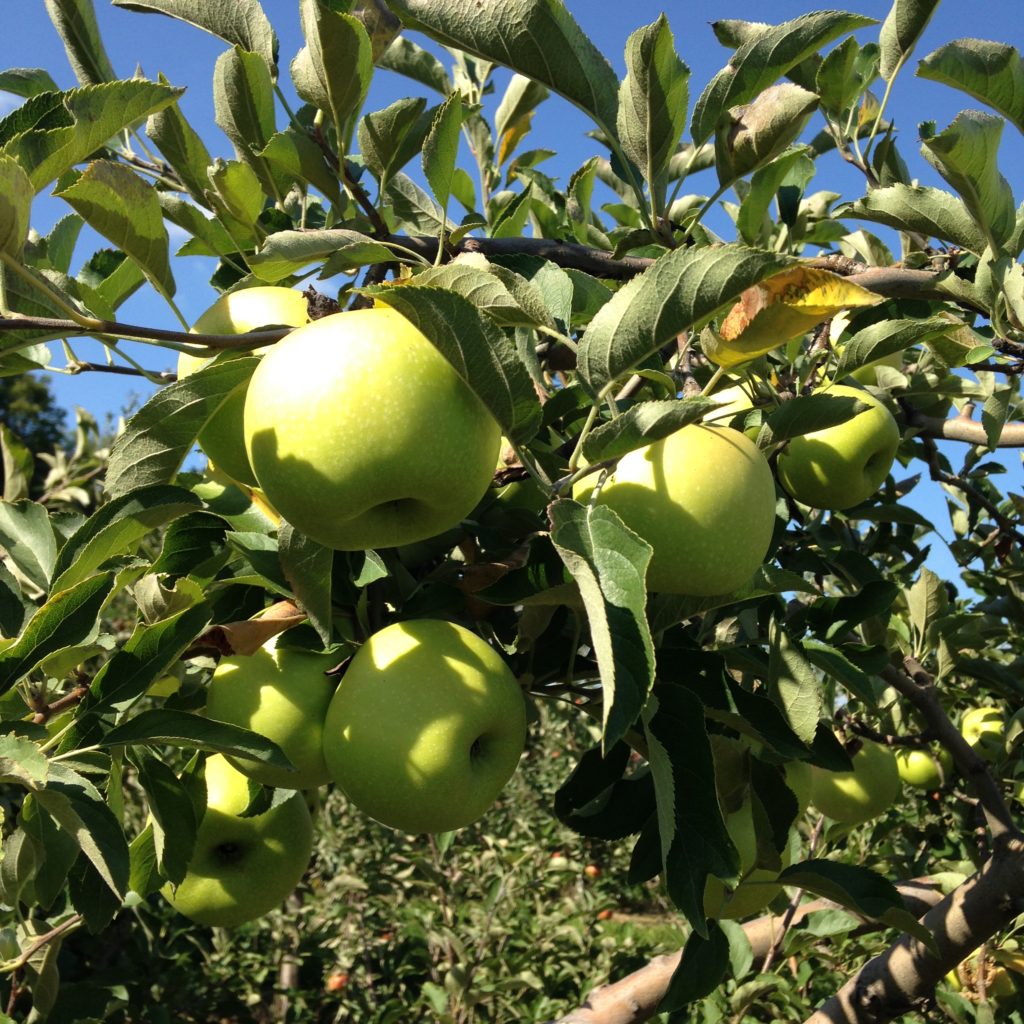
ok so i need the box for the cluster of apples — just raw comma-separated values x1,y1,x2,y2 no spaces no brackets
167,285,910,927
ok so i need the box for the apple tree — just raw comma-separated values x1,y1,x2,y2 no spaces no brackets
0,0,1023,1020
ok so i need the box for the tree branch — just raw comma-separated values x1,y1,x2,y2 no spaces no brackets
553,881,945,1024
905,406,1024,448
804,838,1024,1024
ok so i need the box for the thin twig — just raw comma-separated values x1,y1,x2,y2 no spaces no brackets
65,361,176,382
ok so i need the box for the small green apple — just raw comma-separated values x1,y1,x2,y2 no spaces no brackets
322,619,527,833
179,287,309,487
960,706,1006,763
895,747,954,789
162,754,313,928
776,384,900,510
808,738,900,824
244,305,501,551
573,424,777,595
205,636,340,789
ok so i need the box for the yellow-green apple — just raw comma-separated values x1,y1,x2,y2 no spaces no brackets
572,424,776,595
808,738,900,823
776,384,900,510
243,306,501,551
162,754,313,927
204,636,340,789
784,760,814,813
179,287,309,487
960,706,1006,762
322,619,527,833
703,803,791,920
895,746,954,789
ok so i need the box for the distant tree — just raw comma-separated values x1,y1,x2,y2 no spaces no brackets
0,374,67,495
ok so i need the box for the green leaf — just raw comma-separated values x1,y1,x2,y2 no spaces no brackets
105,357,259,498
387,0,620,140
249,228,394,282
376,37,452,95
1,80,183,193
715,83,818,185
577,245,791,395
383,171,452,234
1,425,32,503
0,560,29,637
206,157,263,230
659,924,730,1011
51,485,201,593
359,95,430,188
258,127,342,204
838,185,989,253
361,284,542,443
982,387,1011,449
278,524,333,647
691,11,875,145
0,155,32,258
737,147,815,246
879,0,940,82
549,500,654,749
767,620,821,745
421,92,463,222
906,566,947,658
292,0,372,139
129,746,196,885
616,16,689,210
803,641,877,705
779,858,937,950
918,39,1024,135
581,398,719,463
65,601,212,751
643,685,736,932
0,68,61,99
0,499,58,591
111,0,278,75
816,38,877,116
765,392,873,443
833,316,952,382
55,160,175,300
213,47,278,198
0,572,114,695
494,74,549,166
36,763,129,898
0,735,49,789
44,0,117,85
920,111,1016,251
100,709,293,770
146,75,214,203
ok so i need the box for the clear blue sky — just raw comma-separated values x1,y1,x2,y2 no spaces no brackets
6,2,1023,580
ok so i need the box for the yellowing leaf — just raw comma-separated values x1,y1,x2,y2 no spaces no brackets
497,112,534,166
703,267,882,368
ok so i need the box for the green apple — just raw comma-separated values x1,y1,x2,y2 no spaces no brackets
895,746,954,789
322,619,527,833
784,760,814,814
809,738,900,824
573,424,777,595
244,305,501,551
776,384,900,510
205,636,340,789
846,349,903,385
179,287,309,487
162,754,313,928
960,706,1006,763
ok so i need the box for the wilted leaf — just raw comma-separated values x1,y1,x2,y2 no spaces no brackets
706,267,881,368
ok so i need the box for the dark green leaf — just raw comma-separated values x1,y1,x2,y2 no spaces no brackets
376,36,452,95
918,38,1024,135
43,0,117,85
250,228,396,282
578,245,790,395
422,92,463,220
101,709,293,769
146,75,213,203
387,0,620,139
0,572,114,696
691,11,874,144
549,500,654,749
0,500,57,590
361,284,542,443
659,923,730,1011
129,746,196,885
879,0,940,82
581,398,719,463
111,0,278,74
278,524,333,647
105,357,259,498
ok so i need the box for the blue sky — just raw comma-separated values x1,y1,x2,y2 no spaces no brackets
6,2,1024,581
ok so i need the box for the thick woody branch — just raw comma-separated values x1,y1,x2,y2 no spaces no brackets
805,838,1024,1024
553,881,944,1024
905,406,1024,448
